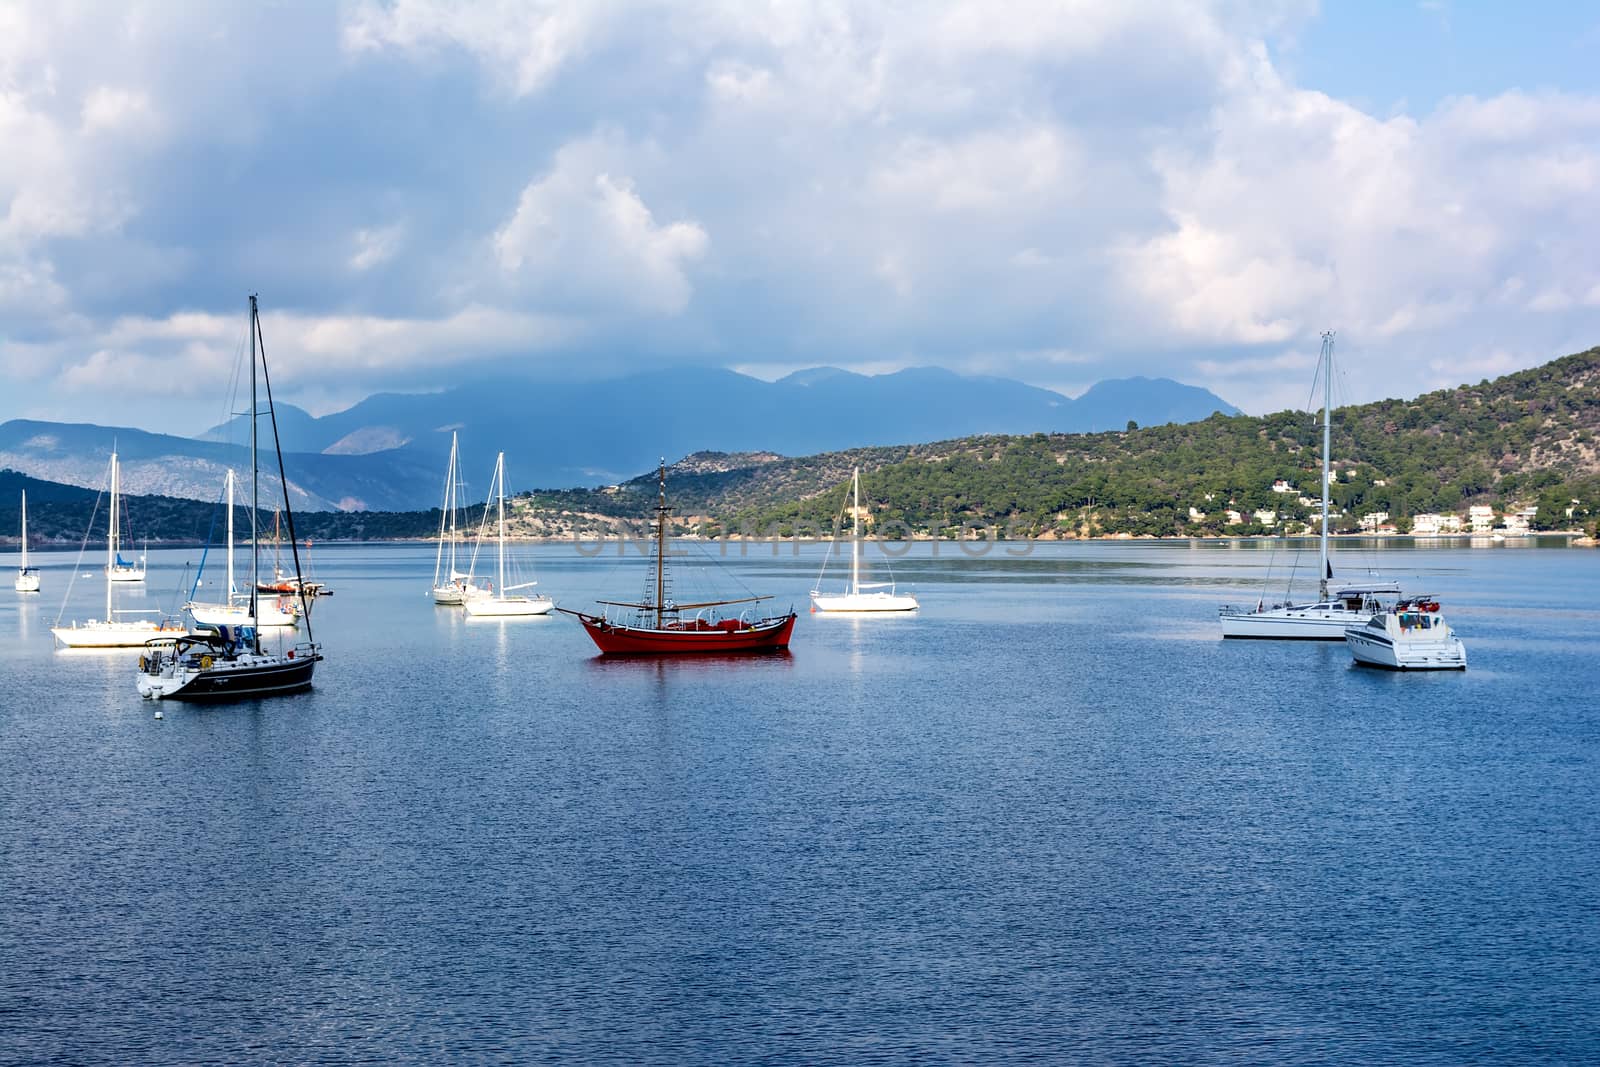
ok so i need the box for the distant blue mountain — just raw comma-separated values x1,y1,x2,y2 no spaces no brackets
200,365,1237,490
0,420,435,512
7,366,1236,511
1073,376,1243,431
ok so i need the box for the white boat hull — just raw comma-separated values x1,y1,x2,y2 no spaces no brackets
106,566,146,582
432,580,491,606
51,620,188,648
810,591,919,613
14,571,40,593
1345,627,1467,670
463,595,554,617
1218,605,1376,640
188,600,300,628
138,646,319,700
1345,603,1467,670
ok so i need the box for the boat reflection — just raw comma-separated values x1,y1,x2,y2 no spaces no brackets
583,649,794,674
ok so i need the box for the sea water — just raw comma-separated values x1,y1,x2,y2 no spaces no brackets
2,539,1597,1063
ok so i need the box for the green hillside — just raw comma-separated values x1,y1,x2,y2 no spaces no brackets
6,345,1599,545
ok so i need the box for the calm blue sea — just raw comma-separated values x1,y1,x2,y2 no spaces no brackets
2,538,1597,1064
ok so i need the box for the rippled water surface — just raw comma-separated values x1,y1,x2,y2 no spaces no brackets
3,539,1598,1063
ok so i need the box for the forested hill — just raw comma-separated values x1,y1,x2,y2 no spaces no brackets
593,343,1600,538
6,345,1599,542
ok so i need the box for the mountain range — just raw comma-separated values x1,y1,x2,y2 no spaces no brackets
1,366,1236,511
5,345,1597,545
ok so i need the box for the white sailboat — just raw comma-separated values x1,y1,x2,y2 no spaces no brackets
1219,332,1399,639
14,490,40,593
104,454,146,582
462,451,553,618
186,468,300,628
430,431,490,605
51,455,186,648
810,466,919,613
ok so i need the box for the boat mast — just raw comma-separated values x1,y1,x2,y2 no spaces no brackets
495,452,506,597
655,459,668,629
226,468,235,598
249,295,260,627
851,466,861,596
19,490,26,572
250,294,314,646
448,432,459,579
106,454,117,621
434,432,455,589
1319,330,1334,601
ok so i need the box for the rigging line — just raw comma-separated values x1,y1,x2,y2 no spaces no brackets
165,562,193,621
53,479,107,627
466,468,494,586
683,529,762,601
254,300,314,644
188,480,227,601
811,480,851,591
212,321,250,453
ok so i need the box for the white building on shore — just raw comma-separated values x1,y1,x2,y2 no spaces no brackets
1412,513,1464,535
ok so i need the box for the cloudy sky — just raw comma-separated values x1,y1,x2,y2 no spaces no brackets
3,1,1599,433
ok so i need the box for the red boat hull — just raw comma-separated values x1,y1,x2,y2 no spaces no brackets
578,613,796,654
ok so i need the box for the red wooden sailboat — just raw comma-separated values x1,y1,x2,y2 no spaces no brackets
560,461,796,654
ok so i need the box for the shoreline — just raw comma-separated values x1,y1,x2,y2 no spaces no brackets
10,530,1589,550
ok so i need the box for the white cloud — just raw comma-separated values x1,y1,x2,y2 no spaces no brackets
870,127,1079,213
343,0,610,96
349,224,405,272
493,137,709,315
2,0,1599,433
79,86,160,135
1116,51,1600,386
282,304,577,371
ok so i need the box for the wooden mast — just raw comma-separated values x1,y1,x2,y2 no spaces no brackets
655,459,668,629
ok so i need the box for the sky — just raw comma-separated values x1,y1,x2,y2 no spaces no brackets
3,0,1599,433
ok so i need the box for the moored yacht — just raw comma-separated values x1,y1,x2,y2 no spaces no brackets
186,468,301,629
1220,331,1400,639
1220,582,1401,640
138,295,321,700
14,490,40,593
104,455,146,582
51,454,187,648
1345,597,1467,671
460,451,553,618
810,466,918,613
560,460,795,653
430,431,491,605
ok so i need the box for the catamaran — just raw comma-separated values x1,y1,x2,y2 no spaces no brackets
186,468,301,628
14,491,40,593
430,431,490,606
810,466,918,613
1219,332,1400,639
560,461,796,653
50,454,186,648
138,295,323,700
461,451,553,618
